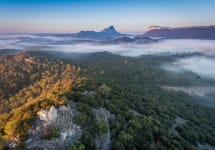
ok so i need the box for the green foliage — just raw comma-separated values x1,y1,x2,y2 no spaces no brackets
100,84,111,94
67,52,215,149
77,103,91,114
73,102,95,129
42,127,59,140
73,113,90,127
1,51,215,149
93,119,108,135
70,141,85,150
80,131,95,149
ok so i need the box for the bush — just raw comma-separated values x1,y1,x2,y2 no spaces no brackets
93,119,108,135
70,141,85,150
42,127,59,140
80,131,95,149
73,113,89,127
77,103,91,114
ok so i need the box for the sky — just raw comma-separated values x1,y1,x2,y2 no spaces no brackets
0,0,215,33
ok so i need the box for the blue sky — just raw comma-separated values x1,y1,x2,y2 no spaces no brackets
0,0,215,33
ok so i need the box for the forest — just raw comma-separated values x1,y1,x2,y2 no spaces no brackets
0,50,215,150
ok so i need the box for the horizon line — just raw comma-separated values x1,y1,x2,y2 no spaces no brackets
0,24,215,34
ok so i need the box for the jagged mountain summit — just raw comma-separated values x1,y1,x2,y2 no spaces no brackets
143,25,215,39
71,25,127,40
100,25,120,35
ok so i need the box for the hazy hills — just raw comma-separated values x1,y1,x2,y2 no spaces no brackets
71,25,127,40
71,24,215,41
143,25,215,39
1,25,215,55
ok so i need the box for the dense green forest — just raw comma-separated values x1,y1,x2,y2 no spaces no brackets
0,51,215,150
66,52,215,150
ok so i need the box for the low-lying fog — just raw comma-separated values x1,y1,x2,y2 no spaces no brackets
1,34,215,56
163,86,215,97
1,34,215,79
162,56,215,79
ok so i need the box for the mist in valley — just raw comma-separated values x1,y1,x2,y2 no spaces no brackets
1,34,215,79
1,34,215,55
162,56,215,79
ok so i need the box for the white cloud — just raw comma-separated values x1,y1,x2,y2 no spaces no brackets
163,56,215,79
1,34,215,57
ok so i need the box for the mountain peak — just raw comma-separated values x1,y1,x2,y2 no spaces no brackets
72,25,127,40
101,25,117,33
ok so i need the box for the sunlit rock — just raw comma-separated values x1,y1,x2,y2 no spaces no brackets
37,105,57,122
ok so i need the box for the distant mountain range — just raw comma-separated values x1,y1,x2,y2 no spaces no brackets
71,25,127,40
142,25,215,39
71,25,215,41
1,25,215,50
70,26,159,44
33,26,158,44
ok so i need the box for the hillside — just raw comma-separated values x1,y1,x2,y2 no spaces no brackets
0,52,64,101
0,51,215,150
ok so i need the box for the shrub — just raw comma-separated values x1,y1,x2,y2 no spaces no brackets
42,127,59,140
70,141,85,150
93,119,108,135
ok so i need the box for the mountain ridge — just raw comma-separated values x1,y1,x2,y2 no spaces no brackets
143,25,215,39
71,25,128,40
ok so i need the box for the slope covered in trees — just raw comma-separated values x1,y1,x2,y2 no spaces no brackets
0,52,63,101
66,52,215,150
0,51,85,149
0,51,215,150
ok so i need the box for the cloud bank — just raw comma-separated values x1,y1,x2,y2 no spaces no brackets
0,34,215,56
163,56,215,79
